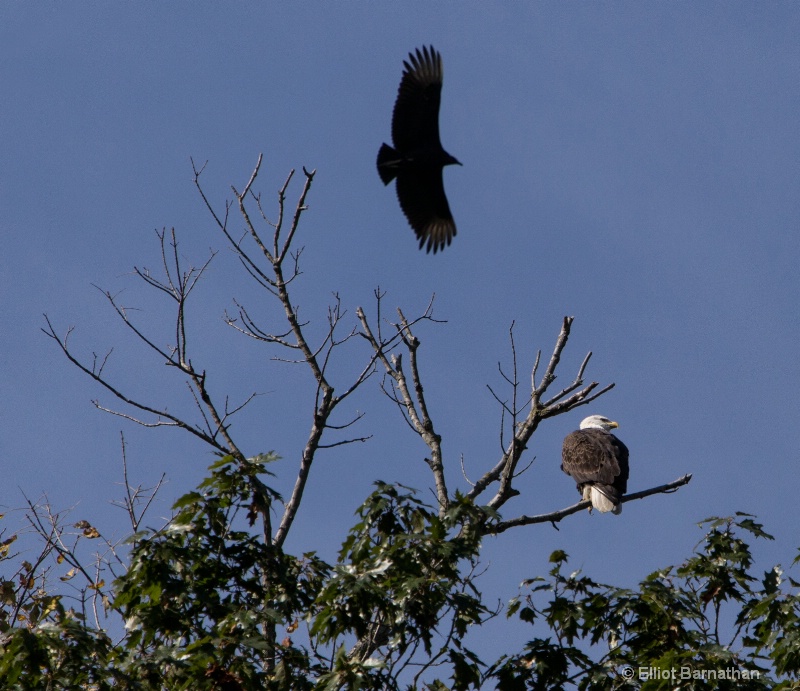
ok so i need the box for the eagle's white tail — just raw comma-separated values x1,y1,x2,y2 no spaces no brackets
583,486,622,515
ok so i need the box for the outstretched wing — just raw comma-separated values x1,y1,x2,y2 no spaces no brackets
391,45,443,153
395,165,456,254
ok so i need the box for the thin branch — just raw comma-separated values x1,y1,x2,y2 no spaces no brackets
357,297,450,512
317,435,372,449
533,316,573,398
215,163,364,548
359,300,449,513
495,323,522,501
488,474,693,534
113,432,166,536
42,317,232,454
468,316,616,513
44,227,248,464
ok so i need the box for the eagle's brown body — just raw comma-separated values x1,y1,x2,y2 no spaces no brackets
562,418,629,514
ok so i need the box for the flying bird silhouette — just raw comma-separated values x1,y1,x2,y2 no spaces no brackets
377,46,461,254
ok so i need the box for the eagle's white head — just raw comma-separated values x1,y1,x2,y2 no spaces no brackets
579,415,619,432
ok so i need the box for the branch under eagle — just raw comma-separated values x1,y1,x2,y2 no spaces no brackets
488,473,693,534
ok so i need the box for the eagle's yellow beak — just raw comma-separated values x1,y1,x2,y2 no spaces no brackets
608,420,619,429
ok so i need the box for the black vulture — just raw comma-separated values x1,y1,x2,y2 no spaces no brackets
561,415,630,514
377,46,461,254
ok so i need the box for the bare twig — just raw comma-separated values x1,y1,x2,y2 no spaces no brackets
112,432,166,536
357,297,449,513
43,227,249,461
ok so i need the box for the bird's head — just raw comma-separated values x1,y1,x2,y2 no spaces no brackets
579,415,619,432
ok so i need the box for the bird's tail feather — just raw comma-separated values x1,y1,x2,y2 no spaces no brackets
377,143,400,185
586,485,622,515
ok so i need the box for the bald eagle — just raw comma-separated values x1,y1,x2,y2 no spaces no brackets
561,415,629,514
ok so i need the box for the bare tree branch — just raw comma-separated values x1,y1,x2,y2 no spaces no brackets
357,297,449,513
111,432,166,536
467,316,616,513
488,474,693,534
196,160,378,549
42,316,236,455
42,229,248,462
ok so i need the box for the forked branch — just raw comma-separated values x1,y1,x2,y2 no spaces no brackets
357,294,449,513
468,317,613,510
42,229,247,461
196,158,378,548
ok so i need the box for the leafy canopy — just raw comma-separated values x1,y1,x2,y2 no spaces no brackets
2,455,800,690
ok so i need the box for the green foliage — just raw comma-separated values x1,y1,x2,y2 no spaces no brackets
4,465,800,690
113,453,331,689
493,514,800,690
311,485,492,689
0,608,119,690
313,484,489,652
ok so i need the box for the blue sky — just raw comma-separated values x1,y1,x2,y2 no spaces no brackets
2,1,799,659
